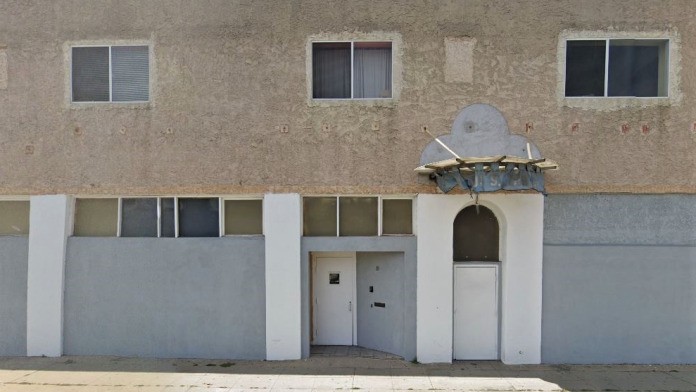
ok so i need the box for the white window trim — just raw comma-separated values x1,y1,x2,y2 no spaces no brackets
556,30,681,110
563,37,670,99
311,40,394,101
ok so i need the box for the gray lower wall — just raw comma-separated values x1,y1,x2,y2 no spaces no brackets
0,237,28,356
356,252,405,358
542,195,696,364
302,237,417,361
65,237,265,359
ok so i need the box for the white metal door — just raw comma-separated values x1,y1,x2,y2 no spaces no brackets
453,264,499,360
313,255,355,345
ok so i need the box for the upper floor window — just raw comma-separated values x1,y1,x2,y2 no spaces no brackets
71,45,149,102
312,41,392,99
565,39,668,98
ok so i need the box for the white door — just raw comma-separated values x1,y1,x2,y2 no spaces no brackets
453,264,499,360
313,254,355,345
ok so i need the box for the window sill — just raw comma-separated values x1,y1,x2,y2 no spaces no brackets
68,101,152,110
561,96,674,111
308,98,397,108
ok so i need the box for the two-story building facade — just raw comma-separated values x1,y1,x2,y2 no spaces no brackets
0,0,694,364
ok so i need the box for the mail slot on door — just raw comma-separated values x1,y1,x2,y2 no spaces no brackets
373,302,386,308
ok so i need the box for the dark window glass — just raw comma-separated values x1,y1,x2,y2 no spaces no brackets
72,47,110,102
160,198,175,237
178,198,219,237
565,40,606,97
608,41,662,97
121,198,157,237
303,197,337,236
453,205,499,262
312,42,351,99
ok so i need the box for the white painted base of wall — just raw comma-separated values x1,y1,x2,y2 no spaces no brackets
26,195,74,357
416,193,543,364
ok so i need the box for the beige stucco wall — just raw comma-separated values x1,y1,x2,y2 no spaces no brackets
0,0,694,195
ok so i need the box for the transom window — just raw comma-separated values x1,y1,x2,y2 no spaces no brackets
71,45,149,102
73,197,262,237
303,196,412,236
564,39,668,98
312,41,392,99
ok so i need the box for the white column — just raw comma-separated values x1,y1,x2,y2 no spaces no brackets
26,195,73,357
263,193,302,360
497,193,544,364
416,194,457,363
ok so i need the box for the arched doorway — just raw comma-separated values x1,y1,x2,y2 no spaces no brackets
453,205,501,360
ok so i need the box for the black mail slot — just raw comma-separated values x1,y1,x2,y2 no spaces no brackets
374,302,386,308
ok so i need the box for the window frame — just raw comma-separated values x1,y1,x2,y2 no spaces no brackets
311,40,394,101
108,196,263,238
302,195,414,237
563,37,670,99
70,44,151,104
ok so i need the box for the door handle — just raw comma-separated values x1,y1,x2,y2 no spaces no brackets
349,301,352,312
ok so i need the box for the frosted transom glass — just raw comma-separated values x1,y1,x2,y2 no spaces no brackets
303,197,337,236
339,197,378,236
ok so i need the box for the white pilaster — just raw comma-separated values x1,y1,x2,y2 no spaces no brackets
263,193,302,360
26,195,73,357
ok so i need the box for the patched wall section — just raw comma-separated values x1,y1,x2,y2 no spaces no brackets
0,237,28,356
542,194,696,364
64,237,266,359
444,37,475,83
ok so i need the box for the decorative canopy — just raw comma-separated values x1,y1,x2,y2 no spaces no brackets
416,104,558,194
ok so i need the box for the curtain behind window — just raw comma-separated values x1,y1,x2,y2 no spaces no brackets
313,43,351,98
354,44,392,98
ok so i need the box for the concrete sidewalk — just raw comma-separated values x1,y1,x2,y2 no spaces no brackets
0,355,694,391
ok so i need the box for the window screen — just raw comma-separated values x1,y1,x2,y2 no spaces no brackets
224,199,263,235
72,47,110,102
0,201,29,235
453,205,499,262
303,197,337,236
339,197,378,236
111,46,149,101
120,198,157,237
565,40,606,97
382,199,412,235
178,198,219,237
74,198,118,237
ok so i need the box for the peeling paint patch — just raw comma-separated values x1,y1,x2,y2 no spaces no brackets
444,37,475,83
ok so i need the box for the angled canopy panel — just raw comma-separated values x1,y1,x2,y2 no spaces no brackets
416,104,558,194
